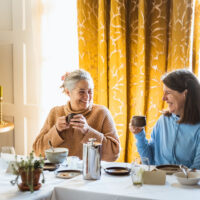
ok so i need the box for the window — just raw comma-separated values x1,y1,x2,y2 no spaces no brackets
40,0,78,124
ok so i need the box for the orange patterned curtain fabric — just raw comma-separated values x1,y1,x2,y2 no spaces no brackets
77,0,200,162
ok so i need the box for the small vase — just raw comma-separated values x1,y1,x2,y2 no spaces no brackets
18,168,42,192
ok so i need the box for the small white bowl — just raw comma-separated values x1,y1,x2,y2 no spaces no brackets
45,148,68,164
174,172,200,185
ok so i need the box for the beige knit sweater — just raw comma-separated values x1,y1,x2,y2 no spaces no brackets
33,102,120,161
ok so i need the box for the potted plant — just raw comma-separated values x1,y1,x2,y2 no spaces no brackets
10,151,45,193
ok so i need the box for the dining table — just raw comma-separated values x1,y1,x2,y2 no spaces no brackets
51,162,200,200
0,155,200,200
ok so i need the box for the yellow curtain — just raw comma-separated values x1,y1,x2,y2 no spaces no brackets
77,0,200,162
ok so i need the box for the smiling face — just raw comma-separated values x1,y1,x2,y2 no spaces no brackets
162,84,187,117
66,79,93,111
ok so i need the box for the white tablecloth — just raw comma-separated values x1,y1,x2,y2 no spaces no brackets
51,163,200,200
0,169,67,200
0,155,78,200
0,158,200,200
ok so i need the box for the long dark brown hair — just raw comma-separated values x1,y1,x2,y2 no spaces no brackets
162,69,200,124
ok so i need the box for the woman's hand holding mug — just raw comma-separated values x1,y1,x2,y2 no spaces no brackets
129,115,146,134
55,116,70,132
70,114,89,134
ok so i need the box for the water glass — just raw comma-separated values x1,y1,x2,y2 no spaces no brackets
1,146,15,154
131,158,144,186
140,157,150,171
131,164,144,186
131,167,143,186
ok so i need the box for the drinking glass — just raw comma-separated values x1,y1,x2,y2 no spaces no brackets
1,146,15,154
140,157,150,171
131,158,144,186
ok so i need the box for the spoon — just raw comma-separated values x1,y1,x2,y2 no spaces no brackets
10,174,19,185
48,140,54,152
179,165,188,179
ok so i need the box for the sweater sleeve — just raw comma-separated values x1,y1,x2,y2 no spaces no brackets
190,128,200,169
32,108,65,157
81,107,120,162
135,121,159,165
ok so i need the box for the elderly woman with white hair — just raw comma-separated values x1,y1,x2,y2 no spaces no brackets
33,69,120,161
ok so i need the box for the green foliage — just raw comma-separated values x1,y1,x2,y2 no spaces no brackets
10,151,45,193
12,151,44,174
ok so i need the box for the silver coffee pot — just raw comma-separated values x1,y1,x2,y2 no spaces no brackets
83,138,102,180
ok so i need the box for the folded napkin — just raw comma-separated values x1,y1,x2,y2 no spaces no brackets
143,170,166,185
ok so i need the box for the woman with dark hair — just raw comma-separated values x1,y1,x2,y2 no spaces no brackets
129,69,200,169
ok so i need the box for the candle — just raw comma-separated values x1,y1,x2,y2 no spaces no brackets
0,86,3,98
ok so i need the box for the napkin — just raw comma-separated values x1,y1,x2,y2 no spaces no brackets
143,170,166,185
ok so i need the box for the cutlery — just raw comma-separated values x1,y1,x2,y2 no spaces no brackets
10,174,19,185
179,165,188,179
48,140,54,152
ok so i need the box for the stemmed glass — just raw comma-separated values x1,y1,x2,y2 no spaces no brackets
1,146,15,154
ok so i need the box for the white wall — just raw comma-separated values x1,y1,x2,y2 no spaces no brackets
0,0,78,155
39,0,78,127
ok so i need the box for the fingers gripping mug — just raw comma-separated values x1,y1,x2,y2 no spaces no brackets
66,113,77,124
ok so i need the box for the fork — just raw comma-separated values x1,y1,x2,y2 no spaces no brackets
179,165,188,179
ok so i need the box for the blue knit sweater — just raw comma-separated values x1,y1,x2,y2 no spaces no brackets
135,114,200,169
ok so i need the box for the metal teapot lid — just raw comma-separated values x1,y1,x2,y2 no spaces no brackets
88,138,101,147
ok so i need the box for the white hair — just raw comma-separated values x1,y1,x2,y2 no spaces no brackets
63,69,94,92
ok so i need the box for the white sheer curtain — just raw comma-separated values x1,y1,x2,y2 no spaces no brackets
31,0,78,126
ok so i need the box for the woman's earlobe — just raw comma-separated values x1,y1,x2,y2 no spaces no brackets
184,89,188,97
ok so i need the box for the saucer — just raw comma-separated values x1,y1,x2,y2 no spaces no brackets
56,170,82,179
104,167,131,176
43,162,59,171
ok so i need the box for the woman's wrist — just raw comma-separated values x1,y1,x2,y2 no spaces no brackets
83,126,90,134
133,127,144,134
